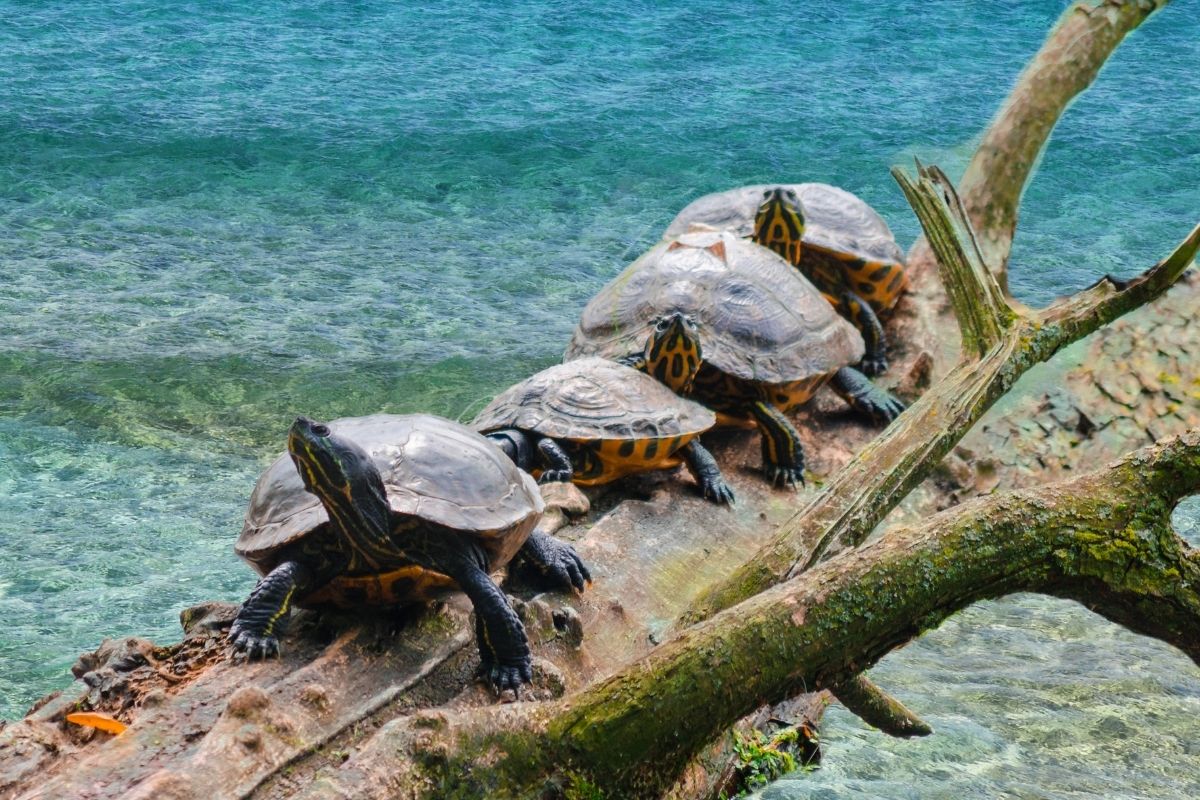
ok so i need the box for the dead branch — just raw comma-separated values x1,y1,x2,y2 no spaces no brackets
829,675,931,739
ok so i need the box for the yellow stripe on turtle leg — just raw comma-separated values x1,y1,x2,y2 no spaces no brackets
748,401,805,487
261,584,296,638
839,289,888,375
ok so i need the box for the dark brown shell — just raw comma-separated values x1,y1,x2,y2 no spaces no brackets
663,183,904,267
472,357,715,440
564,230,863,383
235,414,543,566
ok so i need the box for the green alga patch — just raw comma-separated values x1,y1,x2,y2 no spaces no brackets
725,727,808,797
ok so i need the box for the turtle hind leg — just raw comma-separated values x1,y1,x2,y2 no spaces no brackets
680,439,735,505
748,401,805,489
230,560,315,660
831,367,906,425
409,533,531,694
517,530,591,592
838,291,888,376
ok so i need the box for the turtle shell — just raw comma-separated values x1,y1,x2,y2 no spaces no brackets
235,413,544,571
564,230,863,384
472,357,715,441
663,183,904,267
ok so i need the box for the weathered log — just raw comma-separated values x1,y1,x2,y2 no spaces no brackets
0,454,868,800
289,430,1200,799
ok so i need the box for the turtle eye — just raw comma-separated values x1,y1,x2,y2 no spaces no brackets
312,423,331,437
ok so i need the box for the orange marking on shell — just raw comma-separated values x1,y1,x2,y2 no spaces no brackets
303,567,457,607
66,712,128,735
705,240,727,261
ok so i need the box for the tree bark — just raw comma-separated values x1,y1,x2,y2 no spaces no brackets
296,430,1200,800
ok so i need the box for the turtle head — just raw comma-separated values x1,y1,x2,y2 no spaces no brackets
643,312,702,394
753,186,805,267
287,417,391,549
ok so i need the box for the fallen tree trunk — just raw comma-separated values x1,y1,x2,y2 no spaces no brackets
293,429,1200,799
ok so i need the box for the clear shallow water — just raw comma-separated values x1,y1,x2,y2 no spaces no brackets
1,0,1198,794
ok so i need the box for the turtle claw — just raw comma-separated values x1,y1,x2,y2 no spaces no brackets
493,663,533,696
543,542,592,593
832,367,906,426
766,464,805,489
521,531,592,592
537,469,573,485
863,391,906,425
231,628,280,660
701,476,736,506
859,354,888,377
480,658,533,697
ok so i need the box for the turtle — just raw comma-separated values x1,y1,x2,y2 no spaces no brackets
664,183,908,376
564,229,905,487
229,413,590,694
474,352,735,505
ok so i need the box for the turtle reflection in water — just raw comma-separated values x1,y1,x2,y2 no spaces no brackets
230,414,589,694
566,230,905,487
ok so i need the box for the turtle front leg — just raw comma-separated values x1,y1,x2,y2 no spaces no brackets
831,367,906,424
485,428,538,473
411,536,532,694
518,530,591,592
838,291,888,376
748,401,806,488
536,438,574,484
230,560,314,660
680,439,735,505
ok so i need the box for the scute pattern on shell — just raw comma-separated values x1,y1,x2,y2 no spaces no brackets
235,414,544,565
565,231,863,383
472,357,716,440
663,183,904,266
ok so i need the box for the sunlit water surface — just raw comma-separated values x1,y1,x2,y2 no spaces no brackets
2,2,1198,795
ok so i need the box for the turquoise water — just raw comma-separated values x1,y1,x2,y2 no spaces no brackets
2,0,1198,793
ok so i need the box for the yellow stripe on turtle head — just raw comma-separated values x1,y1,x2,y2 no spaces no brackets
644,312,702,394
753,187,806,268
